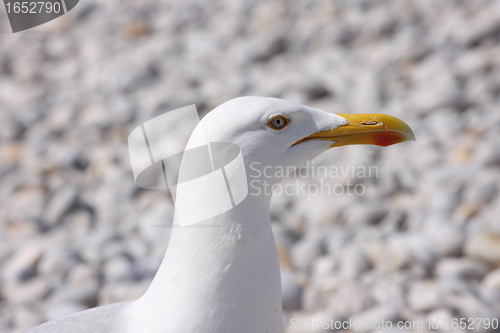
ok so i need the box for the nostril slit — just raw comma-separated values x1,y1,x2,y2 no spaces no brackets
363,121,378,125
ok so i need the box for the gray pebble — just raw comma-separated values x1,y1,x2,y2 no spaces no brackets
281,270,303,312
291,232,325,271
42,186,78,228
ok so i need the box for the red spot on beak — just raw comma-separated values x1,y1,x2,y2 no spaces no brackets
373,132,405,147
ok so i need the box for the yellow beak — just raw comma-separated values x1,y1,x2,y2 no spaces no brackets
293,114,415,147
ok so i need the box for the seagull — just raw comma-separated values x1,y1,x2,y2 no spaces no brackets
25,97,414,333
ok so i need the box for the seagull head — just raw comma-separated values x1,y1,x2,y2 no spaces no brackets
199,96,414,181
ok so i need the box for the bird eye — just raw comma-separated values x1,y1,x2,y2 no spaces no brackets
268,115,290,130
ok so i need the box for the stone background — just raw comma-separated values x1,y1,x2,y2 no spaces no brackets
0,0,499,332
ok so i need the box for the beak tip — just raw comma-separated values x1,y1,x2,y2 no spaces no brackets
406,128,416,142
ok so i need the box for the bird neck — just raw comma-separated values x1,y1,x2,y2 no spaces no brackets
128,194,284,333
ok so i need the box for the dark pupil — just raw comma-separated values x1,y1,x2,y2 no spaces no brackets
272,117,284,128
